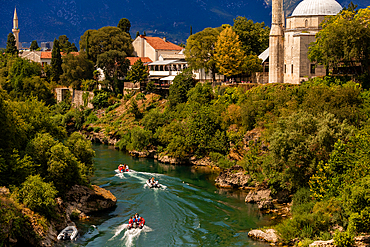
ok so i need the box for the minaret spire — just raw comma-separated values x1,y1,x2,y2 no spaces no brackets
269,0,284,83
12,7,20,50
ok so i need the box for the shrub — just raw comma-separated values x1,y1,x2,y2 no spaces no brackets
86,112,98,124
93,127,101,133
333,231,354,247
15,175,57,218
91,91,109,109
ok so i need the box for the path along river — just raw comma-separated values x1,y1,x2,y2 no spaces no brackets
59,144,272,247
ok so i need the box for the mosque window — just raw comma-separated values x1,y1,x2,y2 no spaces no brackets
291,64,294,74
284,64,286,74
305,19,308,28
310,64,316,74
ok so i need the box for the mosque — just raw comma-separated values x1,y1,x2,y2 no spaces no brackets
12,8,20,49
258,0,343,84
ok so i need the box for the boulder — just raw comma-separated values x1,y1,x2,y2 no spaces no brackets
245,188,274,209
309,240,334,247
215,165,251,188
65,185,117,216
248,229,278,243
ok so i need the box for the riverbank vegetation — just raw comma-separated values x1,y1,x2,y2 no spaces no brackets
0,52,95,245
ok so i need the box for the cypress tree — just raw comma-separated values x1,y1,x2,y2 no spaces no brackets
51,39,63,83
30,40,39,51
5,33,18,55
136,31,140,38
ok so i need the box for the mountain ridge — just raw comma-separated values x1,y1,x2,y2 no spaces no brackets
0,0,368,48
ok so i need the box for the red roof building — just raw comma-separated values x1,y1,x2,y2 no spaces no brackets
132,35,184,62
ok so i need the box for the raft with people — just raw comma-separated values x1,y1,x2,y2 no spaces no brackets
118,164,130,173
127,213,145,229
57,225,78,241
146,177,161,188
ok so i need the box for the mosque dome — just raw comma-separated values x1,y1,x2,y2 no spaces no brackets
291,0,342,16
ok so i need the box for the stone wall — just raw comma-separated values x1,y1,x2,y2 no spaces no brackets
55,88,94,109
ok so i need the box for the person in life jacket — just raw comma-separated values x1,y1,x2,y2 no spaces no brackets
139,216,145,228
118,164,124,172
128,217,133,228
124,164,129,172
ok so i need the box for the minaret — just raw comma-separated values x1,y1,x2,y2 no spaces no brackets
12,7,20,49
269,0,284,83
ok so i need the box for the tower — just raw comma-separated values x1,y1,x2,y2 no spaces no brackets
269,0,284,83
12,7,20,49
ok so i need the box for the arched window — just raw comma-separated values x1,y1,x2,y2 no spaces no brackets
305,19,308,28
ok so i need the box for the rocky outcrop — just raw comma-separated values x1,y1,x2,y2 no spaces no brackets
215,165,251,189
355,235,370,247
83,130,119,146
243,128,268,152
309,240,334,247
130,150,156,158
190,156,214,166
156,154,187,164
248,229,278,243
65,185,117,217
245,187,274,210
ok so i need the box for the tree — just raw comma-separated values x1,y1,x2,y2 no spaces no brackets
58,35,78,53
168,69,196,108
30,40,39,51
243,54,263,75
51,39,63,83
232,17,270,55
185,27,221,81
118,18,131,34
309,6,370,76
60,52,94,89
79,26,133,63
146,81,156,100
5,33,18,55
96,50,130,93
136,31,140,38
126,59,149,87
214,26,246,77
16,175,58,217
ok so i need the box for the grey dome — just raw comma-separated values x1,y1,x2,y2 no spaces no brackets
291,0,342,16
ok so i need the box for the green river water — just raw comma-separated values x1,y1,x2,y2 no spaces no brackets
59,144,272,247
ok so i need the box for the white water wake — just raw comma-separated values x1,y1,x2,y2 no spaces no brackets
109,223,152,247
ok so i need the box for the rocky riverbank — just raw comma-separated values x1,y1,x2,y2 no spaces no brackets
0,185,116,247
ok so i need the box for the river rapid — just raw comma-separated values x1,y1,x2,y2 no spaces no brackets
59,144,271,247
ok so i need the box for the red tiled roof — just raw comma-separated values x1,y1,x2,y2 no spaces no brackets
41,52,52,59
127,57,152,66
40,51,80,59
142,36,183,51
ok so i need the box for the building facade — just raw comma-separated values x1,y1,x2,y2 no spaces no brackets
266,0,342,84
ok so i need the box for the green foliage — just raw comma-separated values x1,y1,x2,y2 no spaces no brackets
185,27,221,80
232,17,270,56
142,108,166,133
126,127,152,151
65,132,95,176
268,111,352,191
58,35,78,53
146,81,156,94
51,39,63,83
91,91,109,109
309,7,370,77
333,231,354,247
126,59,149,84
168,69,196,108
0,198,25,245
30,40,39,51
187,82,214,105
86,112,98,124
15,175,57,218
61,52,94,89
79,26,133,63
129,99,142,119
93,127,101,133
5,33,18,55
117,18,131,34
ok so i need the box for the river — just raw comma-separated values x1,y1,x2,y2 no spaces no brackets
59,144,272,247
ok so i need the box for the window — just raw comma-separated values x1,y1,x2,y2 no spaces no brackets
310,64,315,74
284,64,286,73
291,64,293,74
265,65,269,73
305,19,308,28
